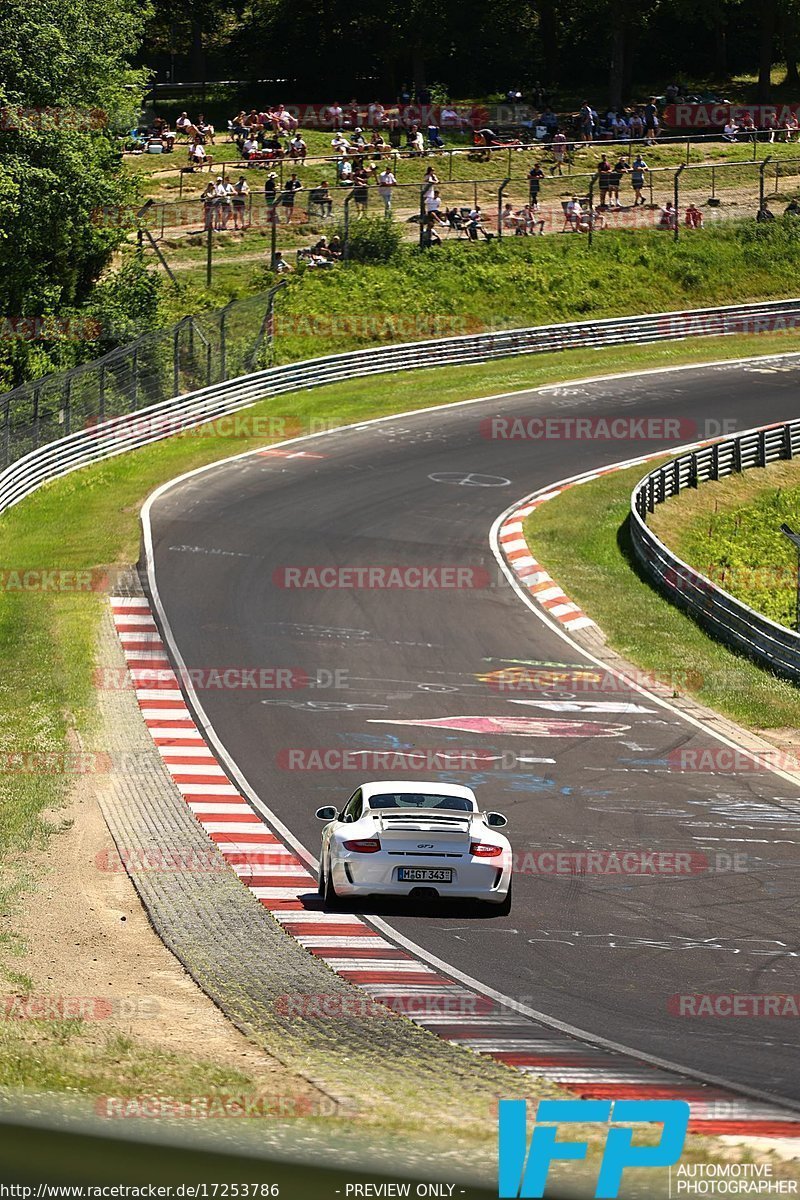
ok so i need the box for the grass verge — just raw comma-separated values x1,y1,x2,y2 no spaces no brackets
523,459,800,733
649,456,800,628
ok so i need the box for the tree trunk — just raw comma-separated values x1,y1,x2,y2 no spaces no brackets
609,24,626,109
758,0,777,100
190,17,205,83
537,0,559,84
713,2,728,75
781,4,800,85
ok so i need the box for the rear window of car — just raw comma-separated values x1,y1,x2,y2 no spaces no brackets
367,794,475,811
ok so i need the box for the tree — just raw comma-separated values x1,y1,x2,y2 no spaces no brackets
0,0,151,387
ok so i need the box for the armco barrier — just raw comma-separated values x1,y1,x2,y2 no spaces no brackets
630,421,800,682
1,297,800,516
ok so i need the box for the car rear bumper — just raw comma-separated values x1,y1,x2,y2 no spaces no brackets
330,855,511,902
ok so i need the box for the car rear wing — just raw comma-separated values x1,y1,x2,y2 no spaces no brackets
374,808,474,836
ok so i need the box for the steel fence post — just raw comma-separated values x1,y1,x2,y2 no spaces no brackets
343,188,356,262
497,176,511,240
759,156,772,211
673,164,684,242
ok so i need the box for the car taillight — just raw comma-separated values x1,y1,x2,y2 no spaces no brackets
471,842,503,857
342,838,381,853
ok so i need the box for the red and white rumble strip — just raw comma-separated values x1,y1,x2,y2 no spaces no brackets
111,594,800,1140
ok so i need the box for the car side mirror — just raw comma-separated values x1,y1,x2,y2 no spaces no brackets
315,806,338,821
487,811,508,828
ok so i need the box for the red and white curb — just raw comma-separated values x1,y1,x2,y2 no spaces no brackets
111,594,800,1140
498,500,595,632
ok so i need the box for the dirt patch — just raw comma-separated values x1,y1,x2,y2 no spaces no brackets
4,761,317,1092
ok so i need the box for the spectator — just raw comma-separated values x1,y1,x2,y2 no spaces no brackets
608,156,628,208
422,211,443,247
528,162,544,210
353,166,370,216
280,173,303,223
757,201,775,222
377,164,397,213
407,124,425,155
331,131,349,155
327,102,344,130
214,176,234,229
501,202,521,232
230,111,248,139
550,130,568,175
424,164,440,185
264,172,278,207
232,175,249,230
309,180,333,218
288,133,307,163
370,130,389,157
176,111,192,137
197,114,215,145
424,187,445,221
579,101,594,141
684,202,703,228
540,107,558,136
598,155,612,208
785,198,800,216
644,97,659,144
629,108,644,139
723,119,740,142
272,250,292,273
328,234,343,259
658,201,677,230
367,100,386,127
201,181,216,230
785,114,799,142
242,134,258,158
520,203,545,235
466,204,492,239
630,153,648,206
565,195,582,230
337,157,353,184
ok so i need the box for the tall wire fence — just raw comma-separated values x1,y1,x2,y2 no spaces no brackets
0,287,285,471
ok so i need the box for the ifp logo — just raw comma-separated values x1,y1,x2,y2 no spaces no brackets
498,1098,689,1198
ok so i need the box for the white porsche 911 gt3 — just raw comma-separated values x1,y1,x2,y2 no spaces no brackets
315,781,512,912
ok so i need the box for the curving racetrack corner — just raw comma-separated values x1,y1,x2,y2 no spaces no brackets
136,354,800,1124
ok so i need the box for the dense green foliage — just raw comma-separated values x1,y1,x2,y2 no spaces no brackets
0,0,152,388
143,0,800,108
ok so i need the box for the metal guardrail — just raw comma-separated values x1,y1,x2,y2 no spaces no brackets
630,421,800,682
2,296,800,518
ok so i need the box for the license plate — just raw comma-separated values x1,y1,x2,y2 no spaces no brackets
397,867,453,883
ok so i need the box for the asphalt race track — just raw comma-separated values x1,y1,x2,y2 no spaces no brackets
146,356,800,1104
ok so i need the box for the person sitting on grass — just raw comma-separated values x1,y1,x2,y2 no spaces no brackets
327,234,343,259
658,200,677,230
272,250,292,273
370,130,389,157
785,197,800,216
288,133,307,163
422,211,443,246
684,202,703,228
723,119,740,143
242,134,258,159
756,201,775,222
520,203,545,235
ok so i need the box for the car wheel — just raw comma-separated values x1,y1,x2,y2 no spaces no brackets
323,856,341,909
495,878,512,916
